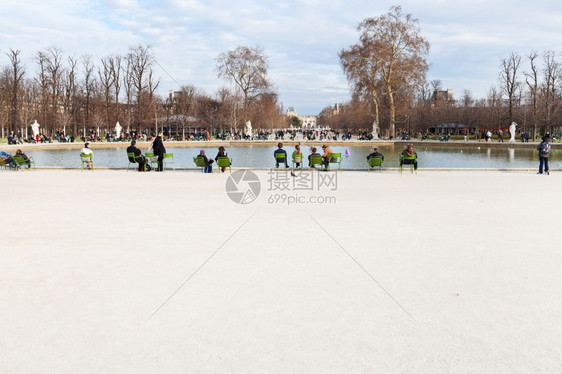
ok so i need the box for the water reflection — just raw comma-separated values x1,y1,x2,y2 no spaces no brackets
20,144,556,169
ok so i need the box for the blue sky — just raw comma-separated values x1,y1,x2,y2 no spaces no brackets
1,0,561,114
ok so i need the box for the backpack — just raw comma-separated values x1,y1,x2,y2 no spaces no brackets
538,142,550,155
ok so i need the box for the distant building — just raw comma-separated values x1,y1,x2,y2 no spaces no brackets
333,103,343,115
286,107,318,129
432,89,457,107
168,90,183,104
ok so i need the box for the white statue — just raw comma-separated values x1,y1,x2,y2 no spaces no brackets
115,121,122,139
245,120,252,137
31,120,40,138
372,120,379,139
509,122,517,143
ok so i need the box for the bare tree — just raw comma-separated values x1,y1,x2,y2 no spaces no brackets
123,55,133,131
460,89,474,107
214,86,240,133
82,54,96,129
5,49,26,132
500,52,522,125
34,49,52,132
126,44,159,132
417,81,432,104
542,50,560,134
109,55,122,122
524,51,539,139
486,86,504,129
33,47,64,133
339,42,383,136
344,6,430,137
45,47,64,132
99,56,116,128
215,46,271,110
63,56,78,135
430,80,442,93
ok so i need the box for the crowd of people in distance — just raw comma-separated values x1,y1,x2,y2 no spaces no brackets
6,131,52,145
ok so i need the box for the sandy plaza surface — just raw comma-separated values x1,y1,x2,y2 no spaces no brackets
1,168,561,373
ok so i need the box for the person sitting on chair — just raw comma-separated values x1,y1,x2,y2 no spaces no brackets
400,144,418,170
308,147,321,168
127,140,150,171
197,150,213,173
292,145,302,169
0,151,14,167
80,142,93,169
366,147,384,161
367,147,384,169
274,142,289,168
214,146,229,173
321,144,334,171
15,149,33,168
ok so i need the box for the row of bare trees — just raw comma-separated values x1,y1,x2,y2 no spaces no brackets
0,45,163,138
0,44,286,140
336,6,562,138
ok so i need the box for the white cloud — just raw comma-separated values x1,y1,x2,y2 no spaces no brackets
1,0,562,114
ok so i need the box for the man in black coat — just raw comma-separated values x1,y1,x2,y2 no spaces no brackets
127,139,149,171
152,131,166,171
366,147,384,161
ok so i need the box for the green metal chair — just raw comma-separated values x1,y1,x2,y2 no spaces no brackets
399,154,417,174
12,154,35,170
275,152,289,169
309,155,323,169
327,152,342,171
193,156,210,172
0,156,15,170
80,153,93,171
145,152,158,171
127,152,139,171
216,157,232,173
292,153,303,171
368,156,383,172
164,153,174,170
127,152,149,171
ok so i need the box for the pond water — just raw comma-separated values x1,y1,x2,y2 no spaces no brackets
18,144,561,169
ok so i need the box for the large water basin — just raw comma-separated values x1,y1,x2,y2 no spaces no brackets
15,144,560,169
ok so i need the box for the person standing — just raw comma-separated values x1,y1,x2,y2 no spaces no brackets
537,135,551,175
152,131,166,171
80,142,93,169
